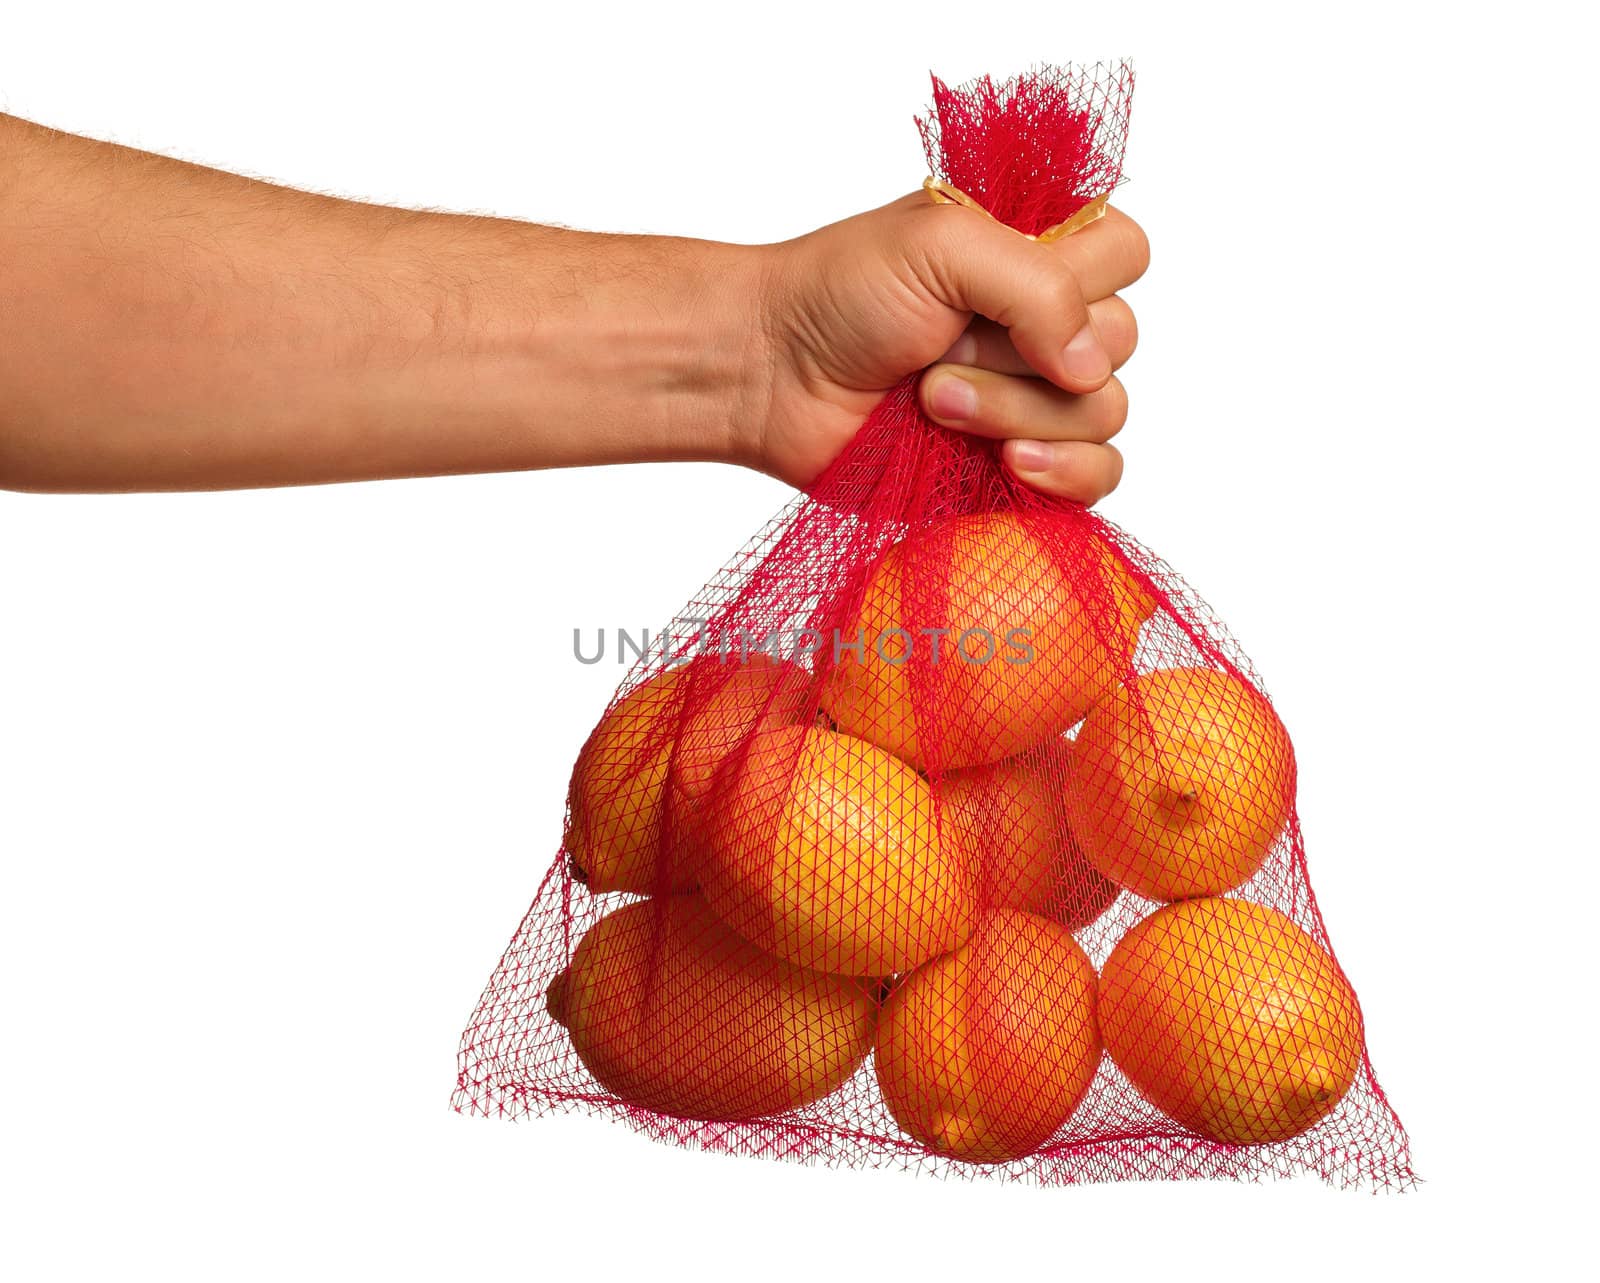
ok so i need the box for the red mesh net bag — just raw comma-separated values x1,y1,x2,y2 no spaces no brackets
455,63,1415,1189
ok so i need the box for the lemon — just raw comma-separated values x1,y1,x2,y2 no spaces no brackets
1099,897,1363,1145
875,911,1100,1163
696,725,975,974
548,896,878,1120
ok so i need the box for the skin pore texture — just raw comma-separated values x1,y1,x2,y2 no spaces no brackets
0,112,1148,499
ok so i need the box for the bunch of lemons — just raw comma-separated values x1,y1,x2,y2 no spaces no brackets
547,513,1363,1164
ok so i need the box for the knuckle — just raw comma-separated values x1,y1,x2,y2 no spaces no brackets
1106,295,1139,356
913,201,997,266
1103,443,1126,491
1098,377,1130,436
912,201,965,249
1121,218,1151,280
1101,209,1151,282
901,203,975,282
1046,261,1088,323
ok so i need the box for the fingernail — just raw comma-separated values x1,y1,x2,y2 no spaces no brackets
1061,326,1110,384
928,374,978,421
1009,440,1052,473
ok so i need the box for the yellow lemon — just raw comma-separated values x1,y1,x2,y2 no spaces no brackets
547,896,878,1120
1099,897,1363,1145
937,743,1119,929
696,725,974,975
823,513,1152,770
875,911,1101,1163
1069,666,1295,901
668,653,812,803
566,667,698,895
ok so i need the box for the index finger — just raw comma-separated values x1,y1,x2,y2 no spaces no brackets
1048,206,1150,302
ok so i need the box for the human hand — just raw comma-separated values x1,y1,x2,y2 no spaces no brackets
0,110,1144,498
744,192,1149,502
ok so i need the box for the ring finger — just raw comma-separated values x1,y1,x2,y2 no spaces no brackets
920,367,1129,444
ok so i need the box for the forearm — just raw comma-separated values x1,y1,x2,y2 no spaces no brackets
0,113,761,492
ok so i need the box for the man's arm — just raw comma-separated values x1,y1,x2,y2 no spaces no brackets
0,113,1146,499
0,112,760,491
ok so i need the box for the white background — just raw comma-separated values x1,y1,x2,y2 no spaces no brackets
2,1,1594,1278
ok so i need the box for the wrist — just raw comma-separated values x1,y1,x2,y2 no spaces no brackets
344,218,773,479
651,234,776,473
498,227,774,473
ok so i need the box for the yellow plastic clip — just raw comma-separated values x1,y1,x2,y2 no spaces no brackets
922,177,1109,242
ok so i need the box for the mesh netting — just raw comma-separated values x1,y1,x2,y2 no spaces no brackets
454,63,1414,1190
